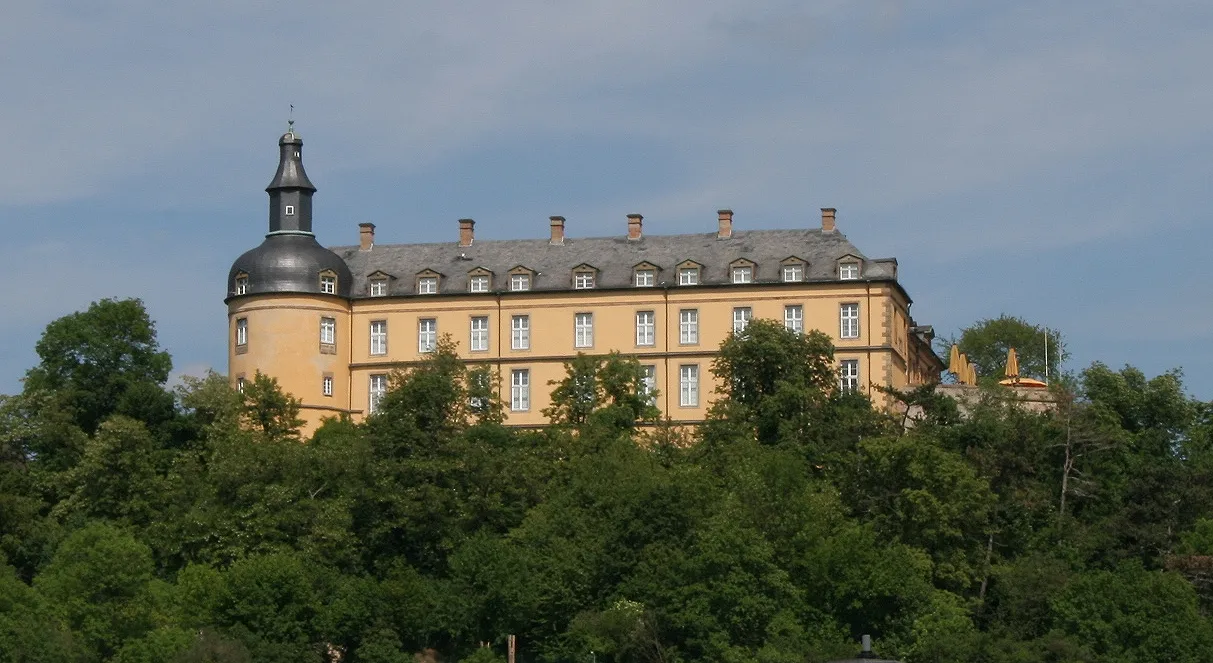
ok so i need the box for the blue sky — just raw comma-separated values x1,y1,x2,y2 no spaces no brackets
2,1,1212,398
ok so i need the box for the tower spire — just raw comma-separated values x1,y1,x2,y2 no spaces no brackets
265,120,316,235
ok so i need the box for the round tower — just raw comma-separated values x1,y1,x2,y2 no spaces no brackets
226,124,353,433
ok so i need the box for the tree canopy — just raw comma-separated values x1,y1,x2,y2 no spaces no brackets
1,300,1211,663
953,314,1067,383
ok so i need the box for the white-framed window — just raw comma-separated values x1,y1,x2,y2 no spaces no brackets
510,273,531,292
679,364,699,407
839,262,860,280
320,274,337,294
236,318,248,346
320,317,336,344
285,205,295,216
784,305,804,334
322,375,333,397
574,312,594,348
574,271,595,289
236,376,246,393
782,264,803,282
510,369,530,411
469,275,490,293
369,278,388,297
369,320,387,355
634,269,655,287
732,307,752,334
840,303,860,339
636,311,655,346
511,315,530,350
418,276,438,294
678,267,699,286
679,309,699,345
419,318,437,353
643,365,657,405
235,275,248,295
369,374,388,413
470,316,489,352
839,359,860,393
732,265,753,284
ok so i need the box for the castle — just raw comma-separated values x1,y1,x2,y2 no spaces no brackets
227,127,944,432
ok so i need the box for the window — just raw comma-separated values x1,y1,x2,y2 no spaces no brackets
370,320,387,355
634,269,655,287
419,318,437,353
320,274,336,294
839,262,860,280
679,309,699,345
574,271,595,289
575,312,594,348
236,318,248,346
678,267,699,285
643,365,657,405
469,275,490,293
782,264,803,282
369,278,388,297
679,365,699,407
839,359,860,393
285,205,295,216
320,317,336,344
635,311,656,346
840,303,860,339
784,305,804,334
511,315,530,350
235,275,248,295
236,376,246,393
369,374,388,413
510,273,531,291
510,369,530,411
470,316,489,352
732,307,752,334
322,375,333,397
732,265,753,284
417,276,438,294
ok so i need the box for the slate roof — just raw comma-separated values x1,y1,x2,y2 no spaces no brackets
330,229,899,298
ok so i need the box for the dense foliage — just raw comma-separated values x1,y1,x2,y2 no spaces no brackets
2,305,1212,662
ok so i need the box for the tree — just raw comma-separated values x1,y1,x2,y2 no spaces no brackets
23,298,173,434
954,315,1066,383
544,353,659,432
240,372,305,442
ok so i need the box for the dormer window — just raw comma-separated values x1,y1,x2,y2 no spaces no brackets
634,267,656,287
731,264,754,284
573,265,597,290
285,205,295,216
319,272,337,294
678,266,699,286
467,268,492,294
510,273,531,291
781,259,805,283
839,262,860,280
418,276,439,294
369,278,388,297
234,273,248,295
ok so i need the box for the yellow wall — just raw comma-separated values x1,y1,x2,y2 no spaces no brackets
229,281,938,433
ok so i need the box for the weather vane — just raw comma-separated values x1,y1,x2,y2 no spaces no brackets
288,104,295,133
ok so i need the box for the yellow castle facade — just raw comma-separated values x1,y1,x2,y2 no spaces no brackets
227,129,944,432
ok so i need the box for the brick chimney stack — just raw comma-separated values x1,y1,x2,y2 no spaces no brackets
359,223,375,251
550,216,565,245
821,208,837,232
458,218,475,247
717,209,733,239
627,214,643,240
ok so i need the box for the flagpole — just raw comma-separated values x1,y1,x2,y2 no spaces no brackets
1044,327,1049,384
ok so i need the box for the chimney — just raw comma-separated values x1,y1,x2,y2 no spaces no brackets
458,218,475,247
717,209,733,240
359,222,376,251
627,213,643,240
550,216,565,245
821,207,837,232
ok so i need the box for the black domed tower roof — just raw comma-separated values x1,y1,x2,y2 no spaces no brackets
228,123,351,298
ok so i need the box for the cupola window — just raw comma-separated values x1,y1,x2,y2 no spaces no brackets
285,205,295,216
234,274,248,295
320,272,337,294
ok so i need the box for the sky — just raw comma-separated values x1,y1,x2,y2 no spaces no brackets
2,1,1212,398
